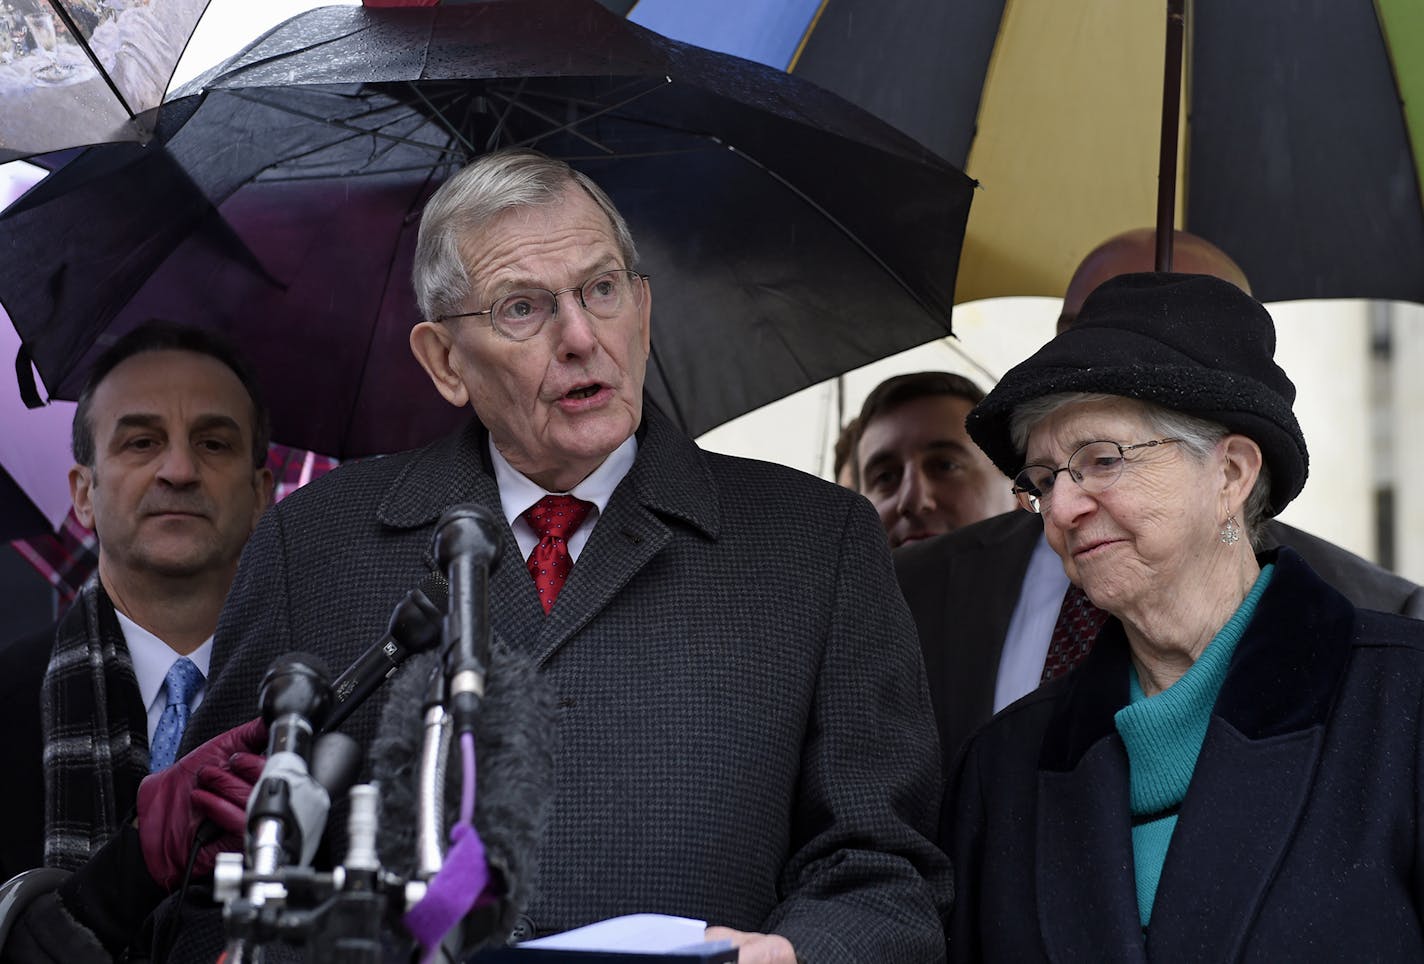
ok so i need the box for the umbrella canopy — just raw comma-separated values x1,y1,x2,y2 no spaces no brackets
0,0,972,458
0,0,213,161
636,0,1424,306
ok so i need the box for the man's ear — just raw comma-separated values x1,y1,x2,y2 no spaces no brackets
251,467,275,531
69,464,95,530
639,277,652,357
409,321,470,409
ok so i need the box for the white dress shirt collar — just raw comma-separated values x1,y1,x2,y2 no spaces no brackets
993,530,1070,713
490,433,638,562
115,609,212,744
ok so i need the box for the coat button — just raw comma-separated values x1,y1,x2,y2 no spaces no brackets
510,915,536,942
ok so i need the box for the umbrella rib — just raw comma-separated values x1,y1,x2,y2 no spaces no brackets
494,86,762,155
256,163,465,183
254,147,716,183
246,93,473,176
44,0,138,119
483,78,675,154
404,82,479,156
481,90,615,155
480,77,529,152
725,144,948,327
225,90,469,161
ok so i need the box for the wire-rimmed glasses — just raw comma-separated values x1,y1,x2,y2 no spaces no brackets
440,268,648,342
1011,438,1183,514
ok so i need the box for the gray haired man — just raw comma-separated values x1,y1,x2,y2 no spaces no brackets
192,149,951,962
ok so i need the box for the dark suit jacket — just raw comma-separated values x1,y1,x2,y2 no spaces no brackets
896,511,1424,762
946,548,1424,961
0,626,52,881
895,511,1042,766
1261,519,1424,617
183,406,950,962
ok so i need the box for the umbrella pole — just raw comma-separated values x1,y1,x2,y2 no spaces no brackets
1154,0,1186,271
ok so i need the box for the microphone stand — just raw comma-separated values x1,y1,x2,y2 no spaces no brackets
406,505,503,961
218,655,334,962
213,507,504,962
415,669,453,881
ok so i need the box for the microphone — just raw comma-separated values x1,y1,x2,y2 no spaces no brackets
247,653,333,872
371,641,555,956
323,574,449,734
432,505,502,737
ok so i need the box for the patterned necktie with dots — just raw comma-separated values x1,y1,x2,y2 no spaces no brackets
1040,584,1109,682
149,656,203,771
524,494,594,614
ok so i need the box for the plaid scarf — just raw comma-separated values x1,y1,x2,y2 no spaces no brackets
41,577,151,871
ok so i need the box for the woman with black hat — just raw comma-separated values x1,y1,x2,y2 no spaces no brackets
946,272,1424,961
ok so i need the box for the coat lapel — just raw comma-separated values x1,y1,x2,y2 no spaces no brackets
951,512,1043,725
1144,720,1323,962
376,419,546,659
379,406,718,665
533,406,719,664
1143,548,1352,962
1035,625,1148,962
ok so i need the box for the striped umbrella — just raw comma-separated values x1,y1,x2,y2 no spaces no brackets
627,0,1424,306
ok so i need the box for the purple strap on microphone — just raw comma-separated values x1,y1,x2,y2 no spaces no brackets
405,733,497,963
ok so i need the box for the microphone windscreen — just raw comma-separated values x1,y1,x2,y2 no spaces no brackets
371,636,554,952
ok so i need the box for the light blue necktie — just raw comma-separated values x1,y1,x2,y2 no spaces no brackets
149,657,203,772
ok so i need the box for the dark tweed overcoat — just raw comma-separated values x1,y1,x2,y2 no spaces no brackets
183,404,951,962
947,548,1424,962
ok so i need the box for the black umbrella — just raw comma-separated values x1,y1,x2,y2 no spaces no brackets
0,0,972,458
0,0,213,161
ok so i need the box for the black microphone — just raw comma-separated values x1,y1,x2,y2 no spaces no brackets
323,574,449,734
432,505,502,737
248,653,333,871
259,653,331,759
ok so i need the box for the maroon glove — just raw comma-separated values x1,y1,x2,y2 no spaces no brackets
137,716,268,890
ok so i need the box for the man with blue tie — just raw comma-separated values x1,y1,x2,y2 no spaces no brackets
0,322,275,958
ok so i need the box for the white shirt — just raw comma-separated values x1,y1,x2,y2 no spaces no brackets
490,434,638,562
116,610,212,744
992,531,1070,713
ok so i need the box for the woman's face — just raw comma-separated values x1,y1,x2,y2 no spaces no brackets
1025,396,1228,617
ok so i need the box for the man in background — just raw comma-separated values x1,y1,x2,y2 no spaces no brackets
897,229,1424,765
832,414,861,489
0,322,273,957
854,371,1014,548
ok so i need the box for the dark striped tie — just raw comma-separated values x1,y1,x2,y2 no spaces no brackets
1041,584,1108,682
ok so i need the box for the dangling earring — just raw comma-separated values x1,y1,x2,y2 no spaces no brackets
1219,514,1242,546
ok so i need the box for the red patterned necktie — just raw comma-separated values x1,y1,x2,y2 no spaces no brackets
1040,584,1109,682
524,494,594,614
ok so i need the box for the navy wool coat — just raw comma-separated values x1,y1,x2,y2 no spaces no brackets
948,547,1424,962
182,404,951,962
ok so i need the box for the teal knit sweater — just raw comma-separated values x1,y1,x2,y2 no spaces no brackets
1112,563,1275,927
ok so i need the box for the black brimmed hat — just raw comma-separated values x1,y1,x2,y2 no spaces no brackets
966,272,1308,515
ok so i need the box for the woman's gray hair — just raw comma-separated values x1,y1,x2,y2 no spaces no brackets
1009,392,1273,548
412,149,639,323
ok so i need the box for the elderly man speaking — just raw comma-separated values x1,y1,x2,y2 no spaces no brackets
188,149,950,962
